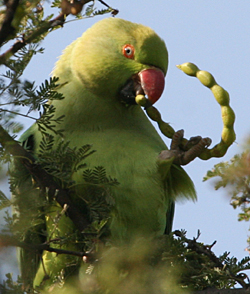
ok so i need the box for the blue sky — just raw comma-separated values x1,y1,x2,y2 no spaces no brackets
1,1,250,277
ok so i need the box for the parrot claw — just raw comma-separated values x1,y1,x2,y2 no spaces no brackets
159,129,212,166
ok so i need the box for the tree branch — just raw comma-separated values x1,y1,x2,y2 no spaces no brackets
0,0,118,66
0,12,65,65
0,234,90,258
0,0,95,65
174,230,250,289
1,234,249,294
0,0,20,46
0,124,90,232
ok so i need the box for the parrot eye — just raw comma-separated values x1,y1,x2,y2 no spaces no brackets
122,44,135,59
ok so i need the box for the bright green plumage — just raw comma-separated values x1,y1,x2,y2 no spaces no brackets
13,18,196,291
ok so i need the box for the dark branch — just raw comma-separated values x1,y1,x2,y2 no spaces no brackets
1,232,249,294
0,13,66,65
0,234,90,258
0,0,117,65
0,0,20,46
174,230,249,289
0,124,90,232
0,0,91,65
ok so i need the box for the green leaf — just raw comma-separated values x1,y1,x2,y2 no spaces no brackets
0,191,11,210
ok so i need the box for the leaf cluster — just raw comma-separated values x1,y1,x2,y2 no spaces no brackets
204,143,250,249
4,131,119,240
74,1,117,20
0,273,24,294
81,166,118,224
37,137,95,188
34,132,119,226
0,2,118,287
0,0,116,137
158,231,250,291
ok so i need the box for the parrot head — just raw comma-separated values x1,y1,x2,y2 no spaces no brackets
53,18,168,105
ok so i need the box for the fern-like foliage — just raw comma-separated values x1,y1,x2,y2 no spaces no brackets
72,1,117,20
204,151,250,219
81,166,118,224
36,136,118,228
0,0,118,291
0,191,11,211
37,137,96,188
204,146,250,253
0,273,24,294
160,231,250,290
21,77,65,114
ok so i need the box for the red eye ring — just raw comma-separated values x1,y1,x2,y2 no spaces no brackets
122,44,135,59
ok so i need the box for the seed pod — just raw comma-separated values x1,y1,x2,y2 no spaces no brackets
135,94,148,107
135,95,175,139
211,85,229,106
221,106,235,128
145,105,162,122
177,62,236,159
196,71,216,88
135,63,236,160
176,63,198,77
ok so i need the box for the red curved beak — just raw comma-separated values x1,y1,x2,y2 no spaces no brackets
138,68,165,104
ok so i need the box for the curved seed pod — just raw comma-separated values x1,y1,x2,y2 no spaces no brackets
135,96,189,145
135,94,148,107
145,105,176,140
176,62,236,159
135,62,235,160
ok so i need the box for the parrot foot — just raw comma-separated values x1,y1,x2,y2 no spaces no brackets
159,129,212,165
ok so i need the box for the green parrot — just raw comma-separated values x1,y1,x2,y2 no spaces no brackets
12,17,199,291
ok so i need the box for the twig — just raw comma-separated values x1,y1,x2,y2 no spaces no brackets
98,0,119,15
0,124,90,232
0,108,37,120
0,0,117,65
0,234,90,258
173,230,249,289
0,13,65,65
0,0,20,46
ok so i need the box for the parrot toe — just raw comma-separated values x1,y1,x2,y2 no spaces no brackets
159,130,212,166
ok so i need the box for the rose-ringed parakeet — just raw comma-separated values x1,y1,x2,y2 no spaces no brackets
12,17,199,291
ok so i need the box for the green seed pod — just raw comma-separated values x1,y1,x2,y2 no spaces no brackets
177,62,236,159
135,62,236,161
221,127,236,145
176,63,199,77
146,106,175,139
135,94,148,107
145,106,162,122
196,71,216,88
158,121,175,139
211,85,229,106
221,106,235,128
